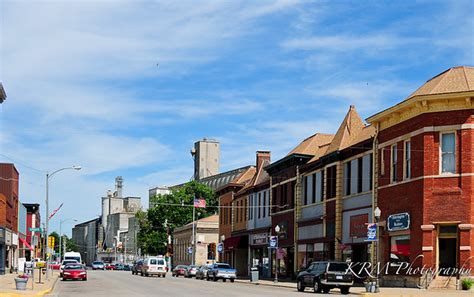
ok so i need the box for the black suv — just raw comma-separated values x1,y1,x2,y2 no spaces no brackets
296,261,353,294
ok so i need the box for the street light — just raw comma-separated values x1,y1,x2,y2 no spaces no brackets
59,218,77,262
274,225,280,283
374,206,381,293
44,165,81,280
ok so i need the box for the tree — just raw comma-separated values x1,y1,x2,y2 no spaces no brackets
137,181,217,256
48,232,60,255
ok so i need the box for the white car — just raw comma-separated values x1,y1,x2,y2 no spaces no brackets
141,256,167,277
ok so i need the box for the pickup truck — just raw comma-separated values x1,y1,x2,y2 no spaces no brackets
207,263,236,282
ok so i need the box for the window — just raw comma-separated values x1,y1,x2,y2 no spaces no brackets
312,173,316,204
320,170,325,201
380,148,385,176
304,176,308,205
404,141,411,179
326,166,337,199
263,191,266,218
391,144,398,183
258,193,261,218
369,153,373,190
441,132,455,173
249,195,253,220
357,157,363,193
390,235,410,268
344,162,351,196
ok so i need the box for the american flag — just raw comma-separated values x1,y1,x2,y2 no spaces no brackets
194,199,206,208
49,203,64,220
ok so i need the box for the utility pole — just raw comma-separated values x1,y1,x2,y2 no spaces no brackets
191,202,196,266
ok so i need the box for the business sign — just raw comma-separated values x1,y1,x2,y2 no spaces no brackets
250,233,268,245
366,223,377,241
388,213,410,232
217,243,223,253
269,236,278,248
350,214,368,238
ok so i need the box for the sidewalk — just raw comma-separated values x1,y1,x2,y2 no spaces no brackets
0,271,58,297
234,279,473,296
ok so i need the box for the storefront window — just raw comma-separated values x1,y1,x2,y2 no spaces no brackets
390,235,410,267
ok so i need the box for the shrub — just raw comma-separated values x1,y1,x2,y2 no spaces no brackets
461,278,473,290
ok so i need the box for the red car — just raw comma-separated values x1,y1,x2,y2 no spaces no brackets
105,263,115,270
50,262,61,270
172,265,188,277
62,263,87,281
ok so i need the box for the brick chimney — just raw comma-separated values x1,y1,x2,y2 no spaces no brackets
256,151,271,172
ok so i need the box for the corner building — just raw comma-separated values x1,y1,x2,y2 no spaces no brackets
367,66,474,285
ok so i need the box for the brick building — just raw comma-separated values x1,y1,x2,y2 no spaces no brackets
0,163,20,274
367,66,474,286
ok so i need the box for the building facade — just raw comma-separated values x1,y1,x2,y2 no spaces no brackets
367,66,474,286
173,215,219,267
191,138,220,180
0,163,19,274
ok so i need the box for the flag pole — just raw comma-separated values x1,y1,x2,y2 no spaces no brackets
192,197,196,266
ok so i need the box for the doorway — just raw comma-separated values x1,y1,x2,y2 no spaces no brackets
438,238,457,276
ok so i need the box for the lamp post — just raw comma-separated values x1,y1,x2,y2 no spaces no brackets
59,218,77,262
274,225,280,283
220,235,225,262
374,206,381,293
44,165,81,280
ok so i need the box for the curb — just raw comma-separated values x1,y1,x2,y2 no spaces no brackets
0,276,58,297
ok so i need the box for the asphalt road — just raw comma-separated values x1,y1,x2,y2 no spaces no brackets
50,270,359,296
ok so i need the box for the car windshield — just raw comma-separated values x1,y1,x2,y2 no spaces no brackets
328,263,349,272
63,260,77,265
217,264,230,269
65,264,83,270
93,262,103,265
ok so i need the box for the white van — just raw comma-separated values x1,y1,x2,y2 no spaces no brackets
64,252,82,264
141,256,167,277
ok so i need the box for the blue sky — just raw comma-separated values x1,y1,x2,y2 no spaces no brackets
0,0,473,235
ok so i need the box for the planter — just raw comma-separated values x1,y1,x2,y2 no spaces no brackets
365,281,377,293
15,277,28,290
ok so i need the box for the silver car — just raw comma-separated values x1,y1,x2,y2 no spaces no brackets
91,261,105,270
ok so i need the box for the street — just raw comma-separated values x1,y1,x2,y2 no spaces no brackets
49,270,358,297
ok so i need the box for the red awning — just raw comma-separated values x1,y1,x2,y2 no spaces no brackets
19,237,34,251
391,243,410,256
224,236,243,250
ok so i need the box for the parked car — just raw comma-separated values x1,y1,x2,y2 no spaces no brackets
207,263,236,282
141,256,167,277
60,259,79,277
91,261,105,270
296,261,353,295
195,264,211,280
105,263,115,270
50,261,61,270
62,263,87,281
114,263,125,271
132,260,144,275
123,264,132,271
185,265,198,278
172,265,188,277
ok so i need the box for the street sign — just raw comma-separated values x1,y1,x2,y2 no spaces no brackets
29,227,42,232
388,213,410,232
269,236,278,248
187,247,193,255
366,223,377,241
217,243,223,253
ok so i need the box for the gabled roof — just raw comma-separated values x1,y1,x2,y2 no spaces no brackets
216,166,255,193
236,159,271,195
287,133,334,156
325,105,366,154
407,66,474,99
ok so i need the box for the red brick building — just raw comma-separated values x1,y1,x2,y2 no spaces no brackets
0,163,20,274
367,66,474,285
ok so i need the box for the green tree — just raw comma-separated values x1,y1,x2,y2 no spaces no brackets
137,181,217,256
48,232,60,255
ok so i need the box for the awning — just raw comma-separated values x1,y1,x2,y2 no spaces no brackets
19,237,34,251
224,236,243,250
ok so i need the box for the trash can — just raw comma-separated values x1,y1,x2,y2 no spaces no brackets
250,267,259,282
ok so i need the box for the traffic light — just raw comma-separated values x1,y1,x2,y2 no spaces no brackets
48,236,55,249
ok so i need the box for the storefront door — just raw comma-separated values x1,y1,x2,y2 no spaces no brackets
438,225,458,276
439,238,457,276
